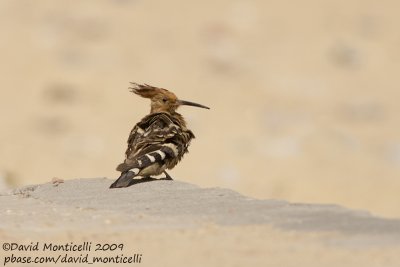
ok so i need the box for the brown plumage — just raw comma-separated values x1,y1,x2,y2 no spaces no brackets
110,83,209,188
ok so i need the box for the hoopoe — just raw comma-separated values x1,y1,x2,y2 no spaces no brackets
110,83,209,188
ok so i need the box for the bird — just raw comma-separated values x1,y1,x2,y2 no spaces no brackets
110,83,210,188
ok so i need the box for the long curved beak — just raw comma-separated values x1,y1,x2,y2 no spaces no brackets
178,100,210,110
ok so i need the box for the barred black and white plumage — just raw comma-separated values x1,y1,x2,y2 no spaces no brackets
110,83,209,188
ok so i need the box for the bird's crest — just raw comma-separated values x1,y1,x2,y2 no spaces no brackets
129,82,173,99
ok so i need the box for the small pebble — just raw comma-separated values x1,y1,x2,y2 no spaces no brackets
51,177,64,187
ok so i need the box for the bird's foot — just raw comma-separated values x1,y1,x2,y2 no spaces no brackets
163,171,173,180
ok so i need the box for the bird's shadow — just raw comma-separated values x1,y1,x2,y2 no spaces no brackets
127,177,172,187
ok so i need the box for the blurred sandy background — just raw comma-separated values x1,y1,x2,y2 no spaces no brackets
1,0,399,218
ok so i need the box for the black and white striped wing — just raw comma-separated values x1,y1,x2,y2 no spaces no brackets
116,113,183,173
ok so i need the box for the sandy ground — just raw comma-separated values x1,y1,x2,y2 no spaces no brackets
1,178,400,267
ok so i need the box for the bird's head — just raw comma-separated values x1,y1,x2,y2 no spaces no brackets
129,83,210,114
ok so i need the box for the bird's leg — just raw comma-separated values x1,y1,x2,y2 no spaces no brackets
163,171,173,180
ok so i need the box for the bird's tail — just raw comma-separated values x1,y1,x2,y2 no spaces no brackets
109,171,136,188
116,162,130,172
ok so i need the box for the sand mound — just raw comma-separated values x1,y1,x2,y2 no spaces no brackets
1,178,400,267
2,178,400,238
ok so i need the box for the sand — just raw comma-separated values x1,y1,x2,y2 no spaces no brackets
1,178,399,267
